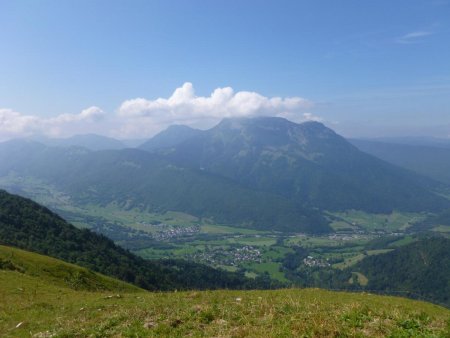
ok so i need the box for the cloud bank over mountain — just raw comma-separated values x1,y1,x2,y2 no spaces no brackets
0,106,106,140
0,83,317,140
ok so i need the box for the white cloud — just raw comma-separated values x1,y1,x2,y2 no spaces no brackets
396,31,433,44
302,112,324,122
119,82,312,120
116,82,315,137
50,106,105,124
0,106,106,140
0,109,41,138
0,83,319,140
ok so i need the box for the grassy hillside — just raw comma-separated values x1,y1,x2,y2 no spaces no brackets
0,245,140,292
1,265,449,337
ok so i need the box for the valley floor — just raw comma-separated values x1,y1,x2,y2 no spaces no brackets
1,270,449,337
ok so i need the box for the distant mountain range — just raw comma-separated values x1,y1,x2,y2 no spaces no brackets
351,138,450,185
29,134,128,151
357,136,450,149
1,117,449,234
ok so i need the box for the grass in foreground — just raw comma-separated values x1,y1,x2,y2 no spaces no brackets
1,269,449,337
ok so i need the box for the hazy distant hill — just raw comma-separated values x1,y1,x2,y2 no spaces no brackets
0,189,278,290
146,117,448,213
0,141,330,233
350,139,450,185
361,136,450,149
30,134,127,151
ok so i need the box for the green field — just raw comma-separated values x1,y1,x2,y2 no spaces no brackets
200,224,264,235
332,210,427,232
388,235,417,247
243,261,288,282
334,249,394,270
433,225,450,233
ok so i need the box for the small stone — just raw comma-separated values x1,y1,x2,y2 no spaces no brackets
103,294,122,299
143,321,156,329
192,304,203,312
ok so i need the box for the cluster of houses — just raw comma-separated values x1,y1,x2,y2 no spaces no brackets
327,233,369,241
303,255,330,268
150,224,200,241
189,245,262,266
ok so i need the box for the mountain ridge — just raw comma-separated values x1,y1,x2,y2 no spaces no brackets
28,133,127,151
0,141,330,233
145,116,449,213
139,124,202,151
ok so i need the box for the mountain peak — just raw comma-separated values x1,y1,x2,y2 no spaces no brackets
212,116,336,146
165,124,198,132
140,124,202,151
300,120,327,128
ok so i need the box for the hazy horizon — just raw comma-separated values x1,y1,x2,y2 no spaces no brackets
4,114,450,143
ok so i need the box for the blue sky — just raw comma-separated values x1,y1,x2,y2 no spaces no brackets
0,0,449,139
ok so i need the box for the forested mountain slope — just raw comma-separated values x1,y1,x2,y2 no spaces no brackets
0,141,330,233
352,237,450,307
0,190,279,290
146,117,448,213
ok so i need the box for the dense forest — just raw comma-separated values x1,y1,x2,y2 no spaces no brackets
352,237,450,306
0,190,281,291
